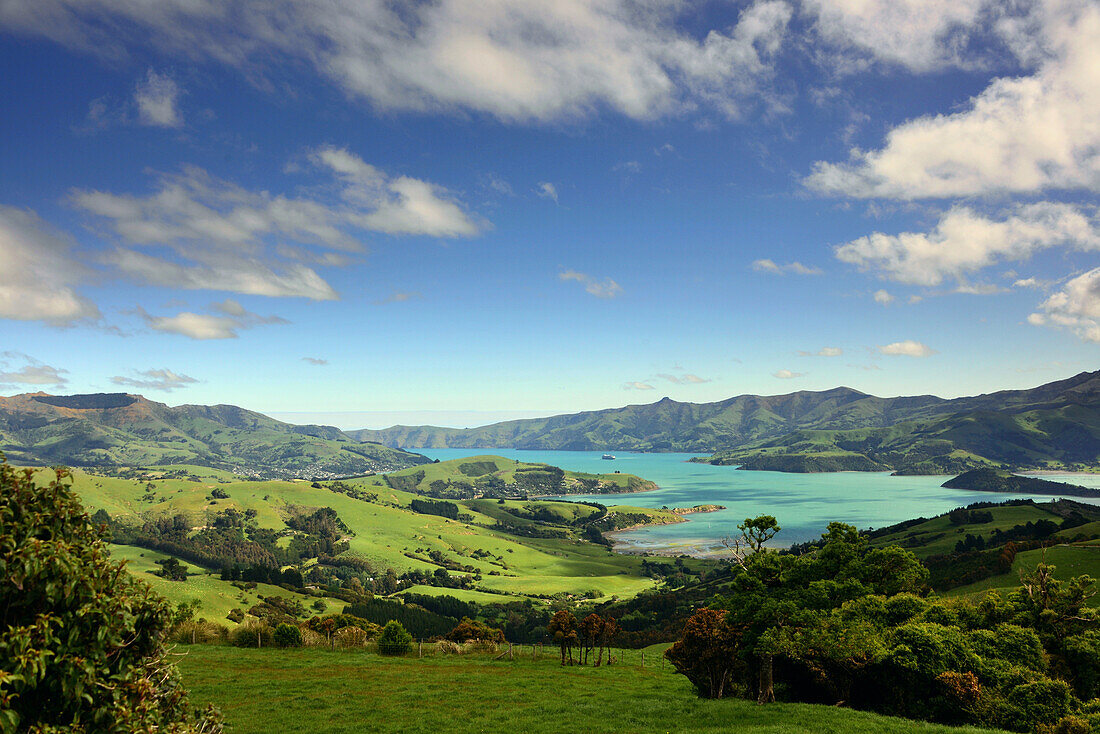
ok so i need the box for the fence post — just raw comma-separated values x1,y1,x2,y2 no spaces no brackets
257,632,261,649
192,629,196,645
419,639,423,658
641,651,645,668
509,643,513,660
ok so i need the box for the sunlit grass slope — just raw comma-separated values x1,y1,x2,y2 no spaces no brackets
177,646,1005,734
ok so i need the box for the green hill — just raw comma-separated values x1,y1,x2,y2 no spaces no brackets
350,371,1100,474
60,455,683,622
0,392,430,479
942,468,1100,497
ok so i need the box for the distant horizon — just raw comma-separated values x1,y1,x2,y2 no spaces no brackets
7,365,1092,432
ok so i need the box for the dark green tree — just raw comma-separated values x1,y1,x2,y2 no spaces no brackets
377,620,413,655
0,459,221,732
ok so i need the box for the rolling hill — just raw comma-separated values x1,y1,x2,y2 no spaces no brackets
0,392,430,479
350,371,1100,473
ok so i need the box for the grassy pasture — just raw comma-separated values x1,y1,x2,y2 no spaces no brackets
948,544,1100,605
176,646,1004,734
868,502,1064,558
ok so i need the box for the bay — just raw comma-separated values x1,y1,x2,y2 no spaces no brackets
418,449,1098,555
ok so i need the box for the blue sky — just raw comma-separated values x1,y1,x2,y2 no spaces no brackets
0,0,1097,428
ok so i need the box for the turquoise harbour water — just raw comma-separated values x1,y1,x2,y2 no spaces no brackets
420,449,1100,554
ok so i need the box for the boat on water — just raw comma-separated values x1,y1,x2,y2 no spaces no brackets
601,454,616,460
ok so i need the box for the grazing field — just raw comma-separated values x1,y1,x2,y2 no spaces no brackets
948,543,1100,604
867,502,1064,558
176,646,1005,734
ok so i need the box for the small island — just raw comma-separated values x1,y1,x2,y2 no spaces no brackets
942,468,1100,498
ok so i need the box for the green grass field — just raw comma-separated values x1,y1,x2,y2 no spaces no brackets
107,544,325,622
868,503,1065,558
948,544,1100,604
176,646,1004,734
57,458,676,613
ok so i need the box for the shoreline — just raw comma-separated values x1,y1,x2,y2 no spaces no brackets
604,505,726,554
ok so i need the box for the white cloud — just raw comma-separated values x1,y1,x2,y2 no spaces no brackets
0,205,100,325
818,347,843,357
1013,277,1043,288
73,151,481,299
834,203,1100,286
806,1,1100,199
752,259,822,275
536,182,558,203
0,352,69,387
877,340,937,357
134,69,182,127
801,0,993,73
302,357,328,365
873,289,895,305
137,300,287,339
772,369,805,379
0,0,793,122
110,368,197,391
623,381,655,390
559,270,623,298
1028,268,1100,342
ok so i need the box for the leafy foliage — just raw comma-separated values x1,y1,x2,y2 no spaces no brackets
0,458,221,732
377,621,413,655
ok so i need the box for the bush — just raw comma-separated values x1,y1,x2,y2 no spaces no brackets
334,626,368,647
230,620,273,648
172,620,230,645
377,620,413,655
0,460,221,731
274,623,303,647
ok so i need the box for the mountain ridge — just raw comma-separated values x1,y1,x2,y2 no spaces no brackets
0,392,430,479
349,371,1100,473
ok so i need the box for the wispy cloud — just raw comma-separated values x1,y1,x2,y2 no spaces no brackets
0,205,100,326
752,259,822,275
0,352,69,387
302,357,329,366
375,291,422,305
134,69,183,127
110,368,197,391
798,347,842,357
873,289,894,306
136,299,287,340
536,182,558,203
772,369,806,379
877,340,937,357
1,0,793,122
656,373,712,384
623,381,655,390
559,270,623,298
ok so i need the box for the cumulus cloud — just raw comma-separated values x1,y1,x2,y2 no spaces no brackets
136,299,287,339
806,1,1100,199
72,150,480,300
752,259,822,275
623,381,655,390
110,368,197,391
559,270,623,298
798,347,842,357
0,0,793,122
536,182,558,203
773,369,805,379
1028,268,1100,342
877,340,937,357
302,357,328,365
0,205,100,325
834,204,1100,286
134,69,182,127
0,352,69,387
873,289,895,305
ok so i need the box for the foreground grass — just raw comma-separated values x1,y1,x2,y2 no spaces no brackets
177,646,1004,734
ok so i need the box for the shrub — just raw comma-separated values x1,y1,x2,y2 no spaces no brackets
377,620,413,655
274,623,303,647
226,608,245,623
172,620,230,645
333,626,368,647
0,460,221,732
230,620,273,648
